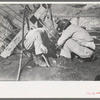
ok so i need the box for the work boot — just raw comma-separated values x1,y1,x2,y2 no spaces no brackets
33,54,47,67
75,53,97,63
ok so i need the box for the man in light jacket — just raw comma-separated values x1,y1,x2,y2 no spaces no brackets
24,28,51,67
56,19,96,62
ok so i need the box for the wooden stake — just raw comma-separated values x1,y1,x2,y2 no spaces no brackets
16,5,26,81
16,49,23,81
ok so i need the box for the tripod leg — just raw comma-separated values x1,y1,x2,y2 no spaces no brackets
16,50,23,81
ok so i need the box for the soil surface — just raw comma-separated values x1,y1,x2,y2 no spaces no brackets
0,32,99,81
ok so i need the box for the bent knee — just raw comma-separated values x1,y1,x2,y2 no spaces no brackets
78,50,94,58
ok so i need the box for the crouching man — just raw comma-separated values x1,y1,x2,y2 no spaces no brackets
56,19,96,63
24,28,51,67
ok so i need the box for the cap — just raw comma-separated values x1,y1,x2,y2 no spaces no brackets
56,19,71,32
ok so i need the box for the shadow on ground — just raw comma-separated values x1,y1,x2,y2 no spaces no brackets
0,48,100,81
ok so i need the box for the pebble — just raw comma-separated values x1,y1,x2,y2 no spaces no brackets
26,66,32,69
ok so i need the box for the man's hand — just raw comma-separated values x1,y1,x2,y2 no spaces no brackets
41,44,48,54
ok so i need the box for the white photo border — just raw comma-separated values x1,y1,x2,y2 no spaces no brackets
0,1,99,98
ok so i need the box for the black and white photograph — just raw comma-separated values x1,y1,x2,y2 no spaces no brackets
0,2,99,81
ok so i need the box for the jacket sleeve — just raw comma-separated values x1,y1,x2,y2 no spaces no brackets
57,27,74,46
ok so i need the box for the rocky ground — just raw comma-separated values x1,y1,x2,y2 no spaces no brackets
0,3,100,81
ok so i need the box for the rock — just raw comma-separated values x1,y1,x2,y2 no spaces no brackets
26,66,32,69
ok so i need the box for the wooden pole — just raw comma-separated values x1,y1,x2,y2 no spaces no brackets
16,5,26,81
48,5,55,29
16,49,23,81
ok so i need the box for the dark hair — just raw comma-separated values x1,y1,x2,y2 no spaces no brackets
56,19,71,32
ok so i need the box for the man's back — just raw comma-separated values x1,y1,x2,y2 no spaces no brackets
70,24,93,43
24,28,45,50
58,24,94,46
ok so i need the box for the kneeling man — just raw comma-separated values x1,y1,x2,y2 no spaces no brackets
56,19,96,62
24,28,51,67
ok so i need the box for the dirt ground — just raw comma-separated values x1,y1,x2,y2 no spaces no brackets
0,50,99,81
0,31,99,81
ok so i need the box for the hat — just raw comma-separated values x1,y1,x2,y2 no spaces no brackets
56,19,71,32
